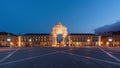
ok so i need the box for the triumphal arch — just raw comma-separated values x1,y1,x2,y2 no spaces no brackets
51,22,68,47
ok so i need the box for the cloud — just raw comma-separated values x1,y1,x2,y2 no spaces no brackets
94,21,120,34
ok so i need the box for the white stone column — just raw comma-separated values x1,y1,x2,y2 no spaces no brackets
68,36,71,47
98,36,101,46
62,37,64,46
18,36,21,47
62,35,66,47
52,35,57,47
54,37,57,46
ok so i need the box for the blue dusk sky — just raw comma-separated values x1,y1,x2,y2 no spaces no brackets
0,0,120,34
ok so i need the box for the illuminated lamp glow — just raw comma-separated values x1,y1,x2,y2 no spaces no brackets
108,38,112,42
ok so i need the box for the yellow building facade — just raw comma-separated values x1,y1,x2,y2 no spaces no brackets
0,22,119,47
101,31,120,47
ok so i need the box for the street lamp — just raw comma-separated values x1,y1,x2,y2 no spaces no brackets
108,38,112,47
29,39,32,42
7,38,11,47
108,38,112,42
7,38,11,42
29,39,32,47
87,39,90,46
87,39,90,42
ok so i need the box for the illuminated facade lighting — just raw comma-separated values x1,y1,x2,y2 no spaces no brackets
7,38,11,42
108,38,112,42
18,36,21,47
3,22,120,47
29,39,32,42
87,39,90,42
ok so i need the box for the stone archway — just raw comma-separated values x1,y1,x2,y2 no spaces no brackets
51,22,68,47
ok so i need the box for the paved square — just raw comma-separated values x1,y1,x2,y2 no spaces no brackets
0,47,120,68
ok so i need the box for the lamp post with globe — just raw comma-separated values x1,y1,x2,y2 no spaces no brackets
29,39,32,47
7,38,11,47
108,38,112,47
